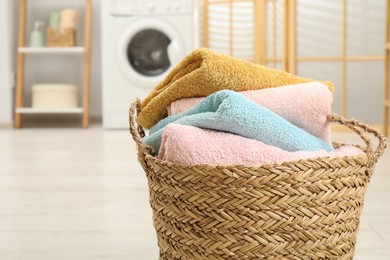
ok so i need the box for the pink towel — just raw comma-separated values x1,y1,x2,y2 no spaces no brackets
158,124,364,166
167,82,332,143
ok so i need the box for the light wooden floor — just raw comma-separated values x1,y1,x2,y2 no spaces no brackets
0,124,389,260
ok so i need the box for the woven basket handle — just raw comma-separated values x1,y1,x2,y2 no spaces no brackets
129,99,154,156
328,114,387,169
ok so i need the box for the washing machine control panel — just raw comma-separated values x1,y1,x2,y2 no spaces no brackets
110,0,194,15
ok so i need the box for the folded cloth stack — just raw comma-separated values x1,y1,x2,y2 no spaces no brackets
145,90,333,153
137,48,363,165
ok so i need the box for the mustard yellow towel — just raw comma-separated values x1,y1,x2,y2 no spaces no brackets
137,48,334,128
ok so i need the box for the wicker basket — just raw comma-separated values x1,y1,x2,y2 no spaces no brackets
47,27,76,47
129,99,386,259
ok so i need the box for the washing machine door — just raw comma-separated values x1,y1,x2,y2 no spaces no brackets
116,17,185,88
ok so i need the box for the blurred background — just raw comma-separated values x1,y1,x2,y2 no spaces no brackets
0,0,389,129
0,1,389,259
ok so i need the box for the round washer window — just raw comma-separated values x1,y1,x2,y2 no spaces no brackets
127,29,171,77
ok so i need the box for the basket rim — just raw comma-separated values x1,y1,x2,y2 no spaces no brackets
141,149,369,170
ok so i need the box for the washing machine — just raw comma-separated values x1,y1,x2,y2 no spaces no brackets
101,0,199,129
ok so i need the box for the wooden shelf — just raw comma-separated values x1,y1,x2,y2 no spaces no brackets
18,47,85,55
15,107,83,114
14,0,92,128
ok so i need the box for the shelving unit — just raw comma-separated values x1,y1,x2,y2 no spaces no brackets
14,0,92,128
384,0,390,136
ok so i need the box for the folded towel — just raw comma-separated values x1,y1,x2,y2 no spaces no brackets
136,48,334,128
60,9,79,34
168,82,333,143
143,90,333,153
159,124,364,165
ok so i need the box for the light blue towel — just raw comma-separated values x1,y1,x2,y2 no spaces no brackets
144,90,334,154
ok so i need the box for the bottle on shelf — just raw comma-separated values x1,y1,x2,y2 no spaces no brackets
29,21,44,47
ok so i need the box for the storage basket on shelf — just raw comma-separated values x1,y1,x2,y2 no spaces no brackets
32,84,78,108
129,99,386,260
47,27,76,47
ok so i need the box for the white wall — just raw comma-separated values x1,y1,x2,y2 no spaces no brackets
13,0,102,118
0,0,14,126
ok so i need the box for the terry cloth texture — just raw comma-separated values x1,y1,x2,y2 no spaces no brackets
159,124,364,165
167,82,333,143
143,90,334,154
136,48,335,128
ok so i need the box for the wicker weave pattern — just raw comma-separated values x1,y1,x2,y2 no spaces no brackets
47,27,76,47
129,99,386,260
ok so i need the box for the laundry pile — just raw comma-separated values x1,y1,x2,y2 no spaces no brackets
136,48,363,165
